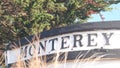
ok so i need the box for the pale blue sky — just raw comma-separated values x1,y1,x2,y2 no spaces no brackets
88,3,120,22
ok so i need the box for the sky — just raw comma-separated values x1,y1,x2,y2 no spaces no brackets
88,3,120,22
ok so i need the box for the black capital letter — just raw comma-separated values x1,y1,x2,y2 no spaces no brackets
38,41,46,54
88,33,97,46
49,38,58,51
61,36,70,49
29,45,35,56
73,34,83,47
21,46,28,58
102,33,113,45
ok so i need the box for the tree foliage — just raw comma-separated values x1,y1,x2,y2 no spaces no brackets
0,0,120,47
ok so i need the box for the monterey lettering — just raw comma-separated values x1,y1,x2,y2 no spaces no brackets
7,30,120,63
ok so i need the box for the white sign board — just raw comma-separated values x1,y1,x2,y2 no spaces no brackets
7,30,120,64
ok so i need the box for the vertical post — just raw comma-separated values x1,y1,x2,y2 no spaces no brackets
5,43,8,68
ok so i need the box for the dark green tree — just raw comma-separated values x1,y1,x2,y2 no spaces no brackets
0,0,120,48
